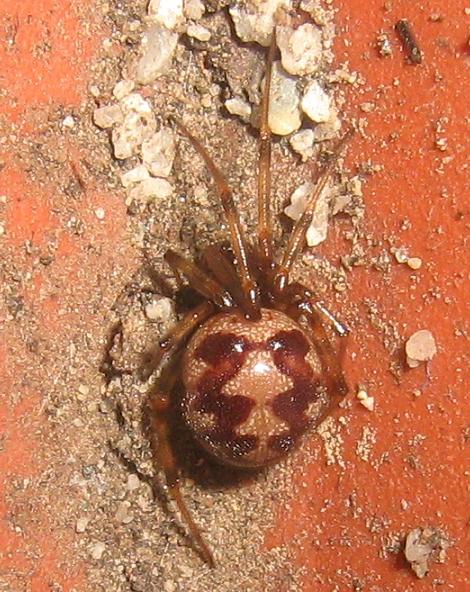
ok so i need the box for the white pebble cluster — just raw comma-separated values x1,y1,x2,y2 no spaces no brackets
92,0,345,223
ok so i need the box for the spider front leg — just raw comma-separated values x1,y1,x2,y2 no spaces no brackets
257,32,277,264
282,281,350,338
145,301,216,567
171,118,261,319
141,300,214,380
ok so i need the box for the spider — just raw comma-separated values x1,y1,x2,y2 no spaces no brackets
144,33,351,567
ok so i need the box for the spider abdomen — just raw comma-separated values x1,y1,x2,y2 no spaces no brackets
182,308,330,468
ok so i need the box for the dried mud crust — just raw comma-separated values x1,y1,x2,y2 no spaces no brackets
1,2,397,592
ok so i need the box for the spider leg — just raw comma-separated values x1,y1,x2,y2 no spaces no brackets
274,130,354,294
281,281,350,337
201,243,247,309
165,249,234,309
314,301,350,339
141,300,214,380
171,118,261,320
146,302,216,567
257,32,277,264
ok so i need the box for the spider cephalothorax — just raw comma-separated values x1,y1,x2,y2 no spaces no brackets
144,32,351,567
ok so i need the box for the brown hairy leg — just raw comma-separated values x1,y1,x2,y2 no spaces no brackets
201,243,247,310
257,32,277,264
171,118,261,319
280,281,350,338
149,355,216,567
141,300,214,381
145,303,216,566
274,130,354,294
165,249,234,308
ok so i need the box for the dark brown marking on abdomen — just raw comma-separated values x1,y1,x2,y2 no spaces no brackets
194,332,258,457
268,329,322,450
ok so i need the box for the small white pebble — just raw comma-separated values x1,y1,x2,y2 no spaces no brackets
186,23,211,42
112,79,135,100
144,297,173,322
76,517,89,533
229,1,280,46
115,501,133,524
91,542,106,560
357,387,374,411
127,474,141,491
359,396,375,411
405,329,437,367
135,25,179,85
62,115,75,128
284,180,331,247
120,165,150,188
277,23,323,76
266,61,302,136
78,384,90,396
0,222,5,236
401,499,410,510
394,247,409,264
407,257,422,270
142,128,176,178
284,181,313,221
112,94,156,159
93,104,123,129
148,0,184,30
301,80,331,123
184,0,205,20
225,97,252,121
129,178,173,203
289,129,314,160
95,207,105,220
357,388,368,401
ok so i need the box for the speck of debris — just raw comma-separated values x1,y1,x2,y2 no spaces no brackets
76,517,89,533
395,18,423,64
127,473,141,491
78,383,90,396
95,207,105,220
356,426,377,462
91,541,106,560
377,33,393,57
405,330,437,368
357,388,375,411
115,500,134,524
62,115,75,128
144,296,174,322
404,527,451,578
407,257,422,270
318,417,345,468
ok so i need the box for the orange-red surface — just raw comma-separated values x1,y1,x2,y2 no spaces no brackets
1,0,469,591
0,1,106,590
267,1,470,590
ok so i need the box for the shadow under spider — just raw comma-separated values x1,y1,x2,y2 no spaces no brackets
141,381,262,494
